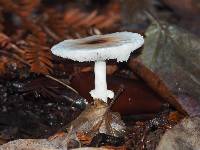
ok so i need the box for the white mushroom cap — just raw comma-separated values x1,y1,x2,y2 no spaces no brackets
51,32,144,62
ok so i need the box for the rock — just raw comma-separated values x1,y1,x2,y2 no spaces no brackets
156,117,200,150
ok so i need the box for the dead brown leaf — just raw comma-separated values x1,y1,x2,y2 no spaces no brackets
129,19,200,116
60,100,126,141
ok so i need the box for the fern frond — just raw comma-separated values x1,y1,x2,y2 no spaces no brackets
64,9,120,29
0,32,27,74
23,34,53,74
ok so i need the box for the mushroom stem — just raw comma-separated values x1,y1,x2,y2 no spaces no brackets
90,61,114,102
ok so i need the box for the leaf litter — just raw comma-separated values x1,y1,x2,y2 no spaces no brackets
0,0,199,149
129,16,200,116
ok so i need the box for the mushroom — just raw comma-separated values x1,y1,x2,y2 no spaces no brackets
51,32,144,103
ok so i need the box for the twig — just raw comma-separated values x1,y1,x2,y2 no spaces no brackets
45,74,78,94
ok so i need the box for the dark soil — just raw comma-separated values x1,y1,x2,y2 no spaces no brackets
0,70,177,149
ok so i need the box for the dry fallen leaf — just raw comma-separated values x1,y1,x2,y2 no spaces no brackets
129,18,200,116
56,100,126,143
168,111,184,123
157,117,200,150
76,132,93,145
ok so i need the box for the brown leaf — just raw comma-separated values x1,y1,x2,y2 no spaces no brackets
76,132,93,145
168,111,184,123
65,100,126,139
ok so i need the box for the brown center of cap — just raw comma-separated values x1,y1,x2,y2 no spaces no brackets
85,39,108,44
81,37,116,45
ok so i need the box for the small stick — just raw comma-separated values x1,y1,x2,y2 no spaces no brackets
45,74,78,94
